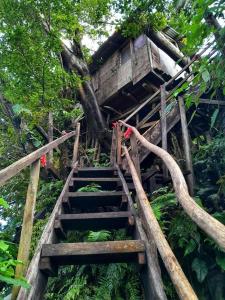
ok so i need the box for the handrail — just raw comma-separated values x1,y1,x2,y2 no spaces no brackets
10,123,80,300
123,145,198,300
124,42,214,123
119,121,225,251
0,130,76,187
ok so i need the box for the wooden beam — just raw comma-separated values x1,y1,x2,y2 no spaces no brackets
72,123,80,167
123,146,198,300
0,131,76,187
116,125,122,166
178,97,194,196
11,159,41,300
160,84,168,178
17,165,77,300
199,99,225,106
110,128,117,166
120,121,225,252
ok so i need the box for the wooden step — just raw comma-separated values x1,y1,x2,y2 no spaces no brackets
54,212,134,234
76,167,117,178
63,191,127,210
69,177,121,191
40,240,145,273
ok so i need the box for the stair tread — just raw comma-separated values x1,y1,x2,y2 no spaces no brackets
55,212,133,231
71,177,120,181
58,211,132,220
67,191,124,197
78,167,116,171
42,240,145,257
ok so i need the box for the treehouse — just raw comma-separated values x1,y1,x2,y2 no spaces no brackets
90,29,182,114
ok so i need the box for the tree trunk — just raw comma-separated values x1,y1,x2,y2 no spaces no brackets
60,41,111,150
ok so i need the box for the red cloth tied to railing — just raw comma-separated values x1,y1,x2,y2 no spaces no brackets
124,127,133,139
112,122,118,128
40,154,47,167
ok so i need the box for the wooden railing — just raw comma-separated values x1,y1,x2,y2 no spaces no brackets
111,121,225,299
0,123,80,300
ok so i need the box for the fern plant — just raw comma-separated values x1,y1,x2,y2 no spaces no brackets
77,183,102,192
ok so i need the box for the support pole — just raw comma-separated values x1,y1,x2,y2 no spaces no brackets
48,112,54,166
72,123,80,167
178,97,194,196
160,84,168,178
11,159,41,300
130,134,141,181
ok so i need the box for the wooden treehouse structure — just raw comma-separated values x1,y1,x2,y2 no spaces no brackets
0,29,225,300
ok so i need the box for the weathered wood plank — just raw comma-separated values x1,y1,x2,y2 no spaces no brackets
41,240,145,266
17,165,76,300
67,191,125,209
56,211,133,231
178,96,194,196
110,128,117,166
116,124,122,166
11,160,41,300
0,131,76,187
123,145,198,300
160,84,168,178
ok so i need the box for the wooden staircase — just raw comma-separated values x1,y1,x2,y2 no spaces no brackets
38,167,146,290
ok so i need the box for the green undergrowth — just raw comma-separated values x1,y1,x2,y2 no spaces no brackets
150,156,225,299
44,229,143,300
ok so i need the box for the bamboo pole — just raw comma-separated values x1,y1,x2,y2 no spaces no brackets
119,121,225,251
123,146,197,300
72,123,80,167
11,159,41,300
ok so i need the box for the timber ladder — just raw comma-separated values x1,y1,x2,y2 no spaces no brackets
0,43,225,300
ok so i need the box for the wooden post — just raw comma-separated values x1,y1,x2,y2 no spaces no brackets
110,129,116,166
48,112,54,166
160,84,168,178
11,159,41,300
116,125,122,166
178,97,194,196
130,134,141,181
72,123,80,167
17,166,77,300
123,146,198,300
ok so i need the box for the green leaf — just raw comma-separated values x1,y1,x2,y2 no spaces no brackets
216,254,225,271
0,240,9,252
0,274,30,288
192,258,208,282
0,197,9,209
201,69,210,82
210,108,219,128
184,239,196,256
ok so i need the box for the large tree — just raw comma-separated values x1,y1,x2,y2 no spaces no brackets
0,0,113,149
